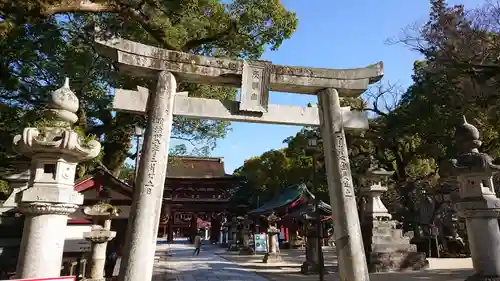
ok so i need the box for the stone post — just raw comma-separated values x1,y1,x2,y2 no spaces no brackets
263,212,282,263
450,116,500,281
239,215,254,255
119,71,176,281
301,220,322,274
83,202,120,281
227,217,239,251
230,217,238,242
13,78,101,278
361,161,427,272
317,88,368,281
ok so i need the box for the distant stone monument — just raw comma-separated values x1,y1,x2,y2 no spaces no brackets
13,78,101,278
262,212,282,263
83,202,120,281
361,160,428,272
219,215,228,245
229,217,238,243
227,217,239,251
297,205,327,275
450,116,500,281
239,215,254,255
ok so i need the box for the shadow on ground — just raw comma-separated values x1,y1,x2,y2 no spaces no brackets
217,250,474,281
153,244,474,281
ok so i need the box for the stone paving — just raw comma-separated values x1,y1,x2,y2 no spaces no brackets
153,242,270,281
153,242,475,281
218,247,474,281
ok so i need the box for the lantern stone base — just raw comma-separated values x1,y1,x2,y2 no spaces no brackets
262,252,282,263
228,242,239,251
300,261,327,275
238,246,254,255
367,251,428,272
363,220,428,273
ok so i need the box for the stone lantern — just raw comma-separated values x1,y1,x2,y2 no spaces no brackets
361,159,427,272
362,160,393,221
450,116,500,281
238,215,254,255
83,202,120,281
296,204,328,275
227,217,239,251
262,211,282,263
229,216,238,243
13,78,101,278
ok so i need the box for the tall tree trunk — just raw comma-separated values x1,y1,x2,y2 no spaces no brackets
102,112,135,177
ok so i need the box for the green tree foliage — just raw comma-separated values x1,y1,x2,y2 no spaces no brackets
235,0,500,232
0,1,298,180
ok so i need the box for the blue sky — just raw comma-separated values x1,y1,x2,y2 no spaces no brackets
131,0,484,173
208,0,485,174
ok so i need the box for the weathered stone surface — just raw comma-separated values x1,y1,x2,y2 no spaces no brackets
240,60,271,113
95,37,383,96
362,220,428,272
367,251,428,273
363,163,393,220
361,160,428,273
118,71,176,281
318,88,369,281
300,235,327,275
95,32,384,281
14,79,101,279
450,117,500,281
112,86,369,129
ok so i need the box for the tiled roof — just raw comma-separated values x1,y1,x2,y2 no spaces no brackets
248,183,312,214
167,156,227,178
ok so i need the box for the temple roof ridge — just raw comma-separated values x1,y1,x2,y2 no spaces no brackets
170,156,224,162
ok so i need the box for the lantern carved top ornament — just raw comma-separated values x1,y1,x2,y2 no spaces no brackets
264,211,281,234
13,78,101,161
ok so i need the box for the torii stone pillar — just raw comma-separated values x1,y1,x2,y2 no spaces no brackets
118,71,176,281
318,88,369,281
94,36,383,281
13,78,101,278
450,117,500,281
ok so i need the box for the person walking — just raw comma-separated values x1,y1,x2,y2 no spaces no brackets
193,232,202,256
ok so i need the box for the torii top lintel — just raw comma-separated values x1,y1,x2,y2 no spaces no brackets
95,38,383,97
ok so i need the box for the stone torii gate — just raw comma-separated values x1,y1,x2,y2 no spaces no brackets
95,37,383,281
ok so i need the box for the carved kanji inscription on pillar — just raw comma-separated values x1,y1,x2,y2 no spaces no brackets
335,132,354,197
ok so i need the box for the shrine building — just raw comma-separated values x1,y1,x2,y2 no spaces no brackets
72,156,244,245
